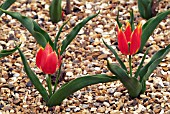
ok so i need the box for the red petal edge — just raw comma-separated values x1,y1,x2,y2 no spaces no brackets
118,28,129,55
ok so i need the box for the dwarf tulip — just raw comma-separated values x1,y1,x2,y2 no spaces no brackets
117,22,142,55
36,43,61,74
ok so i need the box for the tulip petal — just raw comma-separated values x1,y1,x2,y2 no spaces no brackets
45,43,53,54
42,52,58,74
36,48,44,69
130,23,142,55
118,28,129,55
124,22,132,42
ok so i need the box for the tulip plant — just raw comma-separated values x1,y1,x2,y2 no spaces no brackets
137,0,163,20
102,10,170,97
0,9,118,107
49,0,62,23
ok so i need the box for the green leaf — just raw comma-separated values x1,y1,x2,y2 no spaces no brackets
0,0,16,17
139,44,170,82
0,9,53,48
139,10,170,52
47,74,118,106
49,0,62,23
129,9,135,31
0,45,20,58
116,9,122,28
107,61,142,98
16,46,49,102
134,48,150,78
138,0,152,19
54,19,69,52
102,39,127,72
140,80,146,94
60,11,100,55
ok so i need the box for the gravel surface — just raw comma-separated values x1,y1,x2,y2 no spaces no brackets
0,0,170,113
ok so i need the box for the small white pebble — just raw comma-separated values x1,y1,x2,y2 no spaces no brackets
66,72,73,77
0,78,6,83
114,92,122,97
94,28,103,33
103,102,110,107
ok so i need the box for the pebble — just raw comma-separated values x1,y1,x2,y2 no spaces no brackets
8,83,14,89
167,74,170,82
90,107,97,112
73,107,81,112
66,72,73,77
94,28,103,33
70,18,76,26
0,78,6,83
26,81,33,87
85,9,92,14
136,104,146,113
13,73,20,77
114,92,122,97
103,102,110,107
97,107,106,113
82,104,89,109
110,110,121,114
107,88,116,94
14,93,19,99
98,54,108,59
94,67,100,71
0,104,4,109
86,3,92,9
96,96,105,102
94,102,100,107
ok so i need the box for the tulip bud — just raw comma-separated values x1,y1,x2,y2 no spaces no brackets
36,43,61,74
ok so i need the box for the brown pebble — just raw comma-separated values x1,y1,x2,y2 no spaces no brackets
96,96,105,102
98,54,108,59
167,74,170,82
86,56,93,61
97,107,106,113
117,87,126,92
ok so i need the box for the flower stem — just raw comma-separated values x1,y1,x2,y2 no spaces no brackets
53,66,61,93
46,74,52,97
129,55,132,77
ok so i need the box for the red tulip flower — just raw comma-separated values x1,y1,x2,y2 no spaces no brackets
117,22,142,55
36,43,61,74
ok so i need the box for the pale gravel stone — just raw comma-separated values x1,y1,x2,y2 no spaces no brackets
82,104,89,108
85,9,92,14
107,88,116,94
94,67,100,71
94,28,103,33
74,107,81,112
97,107,105,113
14,93,19,99
110,110,121,114
0,78,6,83
114,92,122,97
96,96,105,102
90,107,97,112
86,3,92,9
65,108,71,112
66,71,73,77
94,102,100,107
103,102,110,107
13,73,20,77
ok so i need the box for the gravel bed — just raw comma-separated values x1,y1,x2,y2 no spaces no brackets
0,0,170,113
